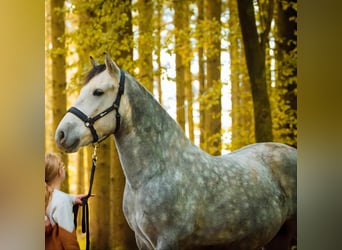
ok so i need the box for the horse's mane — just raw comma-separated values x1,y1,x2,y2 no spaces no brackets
84,64,106,85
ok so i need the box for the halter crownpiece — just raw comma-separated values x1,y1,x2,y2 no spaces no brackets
67,68,125,143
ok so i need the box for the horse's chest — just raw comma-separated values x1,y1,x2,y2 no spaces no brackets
123,177,196,237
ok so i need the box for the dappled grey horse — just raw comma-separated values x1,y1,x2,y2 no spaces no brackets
55,53,297,250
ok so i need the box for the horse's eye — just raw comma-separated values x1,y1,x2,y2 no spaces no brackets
93,89,104,96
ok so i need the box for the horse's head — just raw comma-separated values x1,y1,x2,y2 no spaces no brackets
55,53,126,153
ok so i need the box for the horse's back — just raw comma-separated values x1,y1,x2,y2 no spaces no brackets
226,142,297,184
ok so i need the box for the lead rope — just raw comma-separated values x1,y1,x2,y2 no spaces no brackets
73,144,98,250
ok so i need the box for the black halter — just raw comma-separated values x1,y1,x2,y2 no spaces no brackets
67,69,125,143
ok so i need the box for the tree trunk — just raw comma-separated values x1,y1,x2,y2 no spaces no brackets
50,0,69,192
90,140,111,250
237,0,273,142
156,0,163,104
204,0,221,155
229,0,254,150
74,148,86,233
174,0,193,140
138,0,153,92
110,0,133,70
276,0,297,147
174,0,187,131
197,0,206,150
183,3,193,142
185,62,194,142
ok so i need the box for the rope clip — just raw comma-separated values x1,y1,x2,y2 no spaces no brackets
92,143,99,160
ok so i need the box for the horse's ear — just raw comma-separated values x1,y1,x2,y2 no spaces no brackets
90,56,99,68
104,52,120,79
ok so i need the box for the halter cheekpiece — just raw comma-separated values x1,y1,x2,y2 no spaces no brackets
67,69,125,143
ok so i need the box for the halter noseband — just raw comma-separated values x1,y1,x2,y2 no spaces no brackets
67,69,125,143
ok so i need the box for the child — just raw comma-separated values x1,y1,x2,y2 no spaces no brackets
45,152,88,250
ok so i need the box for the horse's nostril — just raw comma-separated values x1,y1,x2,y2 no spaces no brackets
58,130,65,142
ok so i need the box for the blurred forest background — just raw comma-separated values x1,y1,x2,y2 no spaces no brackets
45,0,297,249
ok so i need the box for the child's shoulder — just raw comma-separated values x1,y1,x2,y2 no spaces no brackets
52,189,73,202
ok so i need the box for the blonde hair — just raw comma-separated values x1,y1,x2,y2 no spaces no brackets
45,152,63,210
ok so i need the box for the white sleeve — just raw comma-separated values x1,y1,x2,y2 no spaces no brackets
51,192,75,233
69,194,77,204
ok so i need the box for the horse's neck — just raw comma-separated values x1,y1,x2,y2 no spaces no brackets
114,76,193,189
